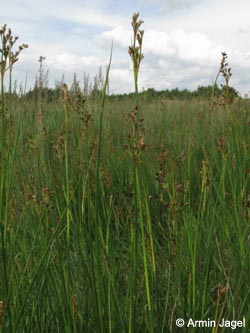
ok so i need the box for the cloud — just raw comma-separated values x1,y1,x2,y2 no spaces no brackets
0,0,126,28
55,54,102,69
99,27,131,49
141,0,202,11
99,27,221,64
109,67,134,93
98,24,250,94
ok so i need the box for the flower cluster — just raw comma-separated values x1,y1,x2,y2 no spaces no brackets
128,13,144,76
0,24,28,77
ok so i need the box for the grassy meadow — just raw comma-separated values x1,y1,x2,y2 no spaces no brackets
1,16,250,332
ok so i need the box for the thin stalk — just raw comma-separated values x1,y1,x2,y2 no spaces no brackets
64,96,70,246
94,44,113,332
136,174,153,328
128,13,145,332
0,47,6,233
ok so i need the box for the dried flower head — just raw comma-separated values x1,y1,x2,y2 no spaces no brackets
131,12,144,33
61,83,69,103
213,52,238,109
128,13,144,75
0,24,28,79
219,52,232,86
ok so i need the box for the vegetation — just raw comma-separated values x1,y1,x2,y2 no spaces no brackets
0,14,250,333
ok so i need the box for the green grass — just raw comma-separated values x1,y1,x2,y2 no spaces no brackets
0,90,250,332
1,21,250,333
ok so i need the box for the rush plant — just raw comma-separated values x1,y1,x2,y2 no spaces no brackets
0,24,28,332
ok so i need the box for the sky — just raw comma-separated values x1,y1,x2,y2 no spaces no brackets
1,0,250,95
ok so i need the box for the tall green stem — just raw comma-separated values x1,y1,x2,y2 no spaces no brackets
94,45,112,332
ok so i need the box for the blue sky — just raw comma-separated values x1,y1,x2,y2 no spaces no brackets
1,0,250,95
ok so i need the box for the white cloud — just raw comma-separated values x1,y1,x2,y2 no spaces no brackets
55,54,103,69
98,23,250,94
100,27,131,48
109,68,134,93
141,0,202,10
100,26,221,64
0,0,126,28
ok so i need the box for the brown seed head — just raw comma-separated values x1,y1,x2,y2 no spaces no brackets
0,24,7,34
132,12,139,23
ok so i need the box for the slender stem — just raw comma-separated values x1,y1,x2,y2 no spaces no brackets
94,44,112,333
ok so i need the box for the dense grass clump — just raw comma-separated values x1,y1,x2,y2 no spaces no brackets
1,17,250,333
